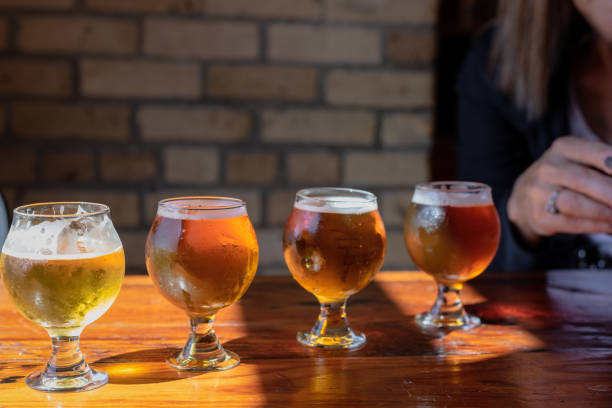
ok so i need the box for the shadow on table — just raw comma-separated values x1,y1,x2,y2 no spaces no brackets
225,272,608,406
220,277,446,406
222,276,446,360
94,271,612,404
93,347,204,384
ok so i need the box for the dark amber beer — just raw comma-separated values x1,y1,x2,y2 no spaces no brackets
404,203,500,285
403,182,500,329
283,188,386,349
146,198,258,318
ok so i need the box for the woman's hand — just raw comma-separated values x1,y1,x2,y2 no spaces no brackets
507,136,612,245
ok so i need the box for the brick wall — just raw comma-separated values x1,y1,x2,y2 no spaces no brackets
0,0,438,273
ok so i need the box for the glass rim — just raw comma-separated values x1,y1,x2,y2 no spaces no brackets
296,187,377,204
414,181,491,194
13,202,110,218
158,196,246,211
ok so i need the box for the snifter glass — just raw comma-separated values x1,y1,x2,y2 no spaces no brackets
404,182,500,329
283,188,386,350
145,197,258,371
0,202,125,392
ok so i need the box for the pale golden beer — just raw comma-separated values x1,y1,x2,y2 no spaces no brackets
283,208,386,303
0,202,124,392
1,249,124,337
283,188,386,349
145,197,258,371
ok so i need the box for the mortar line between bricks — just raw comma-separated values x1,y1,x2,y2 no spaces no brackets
61,11,436,30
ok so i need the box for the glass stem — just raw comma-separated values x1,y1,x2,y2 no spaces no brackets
430,283,466,321
44,336,90,379
181,316,226,362
312,301,351,338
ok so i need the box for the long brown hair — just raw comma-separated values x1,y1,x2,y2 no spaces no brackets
492,0,585,119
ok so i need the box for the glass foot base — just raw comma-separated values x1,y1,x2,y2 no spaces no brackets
26,368,108,393
297,329,366,350
415,312,481,330
167,349,239,371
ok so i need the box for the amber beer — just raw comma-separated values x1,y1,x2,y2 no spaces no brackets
145,198,259,318
1,248,124,337
404,189,500,286
283,194,386,303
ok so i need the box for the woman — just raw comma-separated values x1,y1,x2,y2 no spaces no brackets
457,0,612,271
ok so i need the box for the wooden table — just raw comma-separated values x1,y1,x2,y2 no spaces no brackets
1,271,611,407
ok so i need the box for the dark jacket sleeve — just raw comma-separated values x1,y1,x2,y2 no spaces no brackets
456,30,547,272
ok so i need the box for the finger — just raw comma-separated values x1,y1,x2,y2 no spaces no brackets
555,189,612,221
542,161,612,207
540,213,612,235
550,136,612,175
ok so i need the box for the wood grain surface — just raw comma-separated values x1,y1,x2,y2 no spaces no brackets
1,270,611,407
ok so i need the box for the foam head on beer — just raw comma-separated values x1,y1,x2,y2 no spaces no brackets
411,183,492,207
295,194,378,214
2,203,121,259
156,198,247,220
410,184,493,234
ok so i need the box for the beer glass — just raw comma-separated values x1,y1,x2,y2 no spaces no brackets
404,182,500,329
0,202,125,392
145,197,258,371
283,188,386,350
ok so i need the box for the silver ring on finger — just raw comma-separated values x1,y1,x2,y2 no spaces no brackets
545,188,562,215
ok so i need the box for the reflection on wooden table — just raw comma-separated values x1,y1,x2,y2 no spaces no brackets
1,271,611,407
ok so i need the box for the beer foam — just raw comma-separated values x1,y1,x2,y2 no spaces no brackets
412,187,492,207
295,196,377,214
157,198,247,220
2,215,122,260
